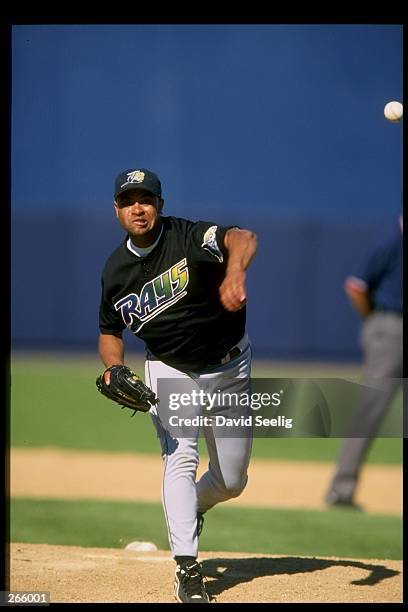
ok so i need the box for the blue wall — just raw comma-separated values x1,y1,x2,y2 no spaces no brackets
11,25,402,359
11,212,387,359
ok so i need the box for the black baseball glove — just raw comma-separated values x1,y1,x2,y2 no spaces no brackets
96,364,158,416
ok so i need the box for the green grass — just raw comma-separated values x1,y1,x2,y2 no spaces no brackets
10,498,402,560
9,354,402,463
248,437,402,464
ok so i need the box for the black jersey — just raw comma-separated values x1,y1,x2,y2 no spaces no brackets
99,216,246,371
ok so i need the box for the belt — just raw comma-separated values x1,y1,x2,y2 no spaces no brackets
145,334,250,368
219,334,249,365
374,307,403,316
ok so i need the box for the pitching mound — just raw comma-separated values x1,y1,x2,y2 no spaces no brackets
9,543,402,603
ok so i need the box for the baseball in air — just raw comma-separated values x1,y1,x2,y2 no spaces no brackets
384,101,403,122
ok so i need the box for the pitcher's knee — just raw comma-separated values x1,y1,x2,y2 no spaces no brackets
222,474,248,499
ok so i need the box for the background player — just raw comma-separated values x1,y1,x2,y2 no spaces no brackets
325,215,403,509
98,167,257,603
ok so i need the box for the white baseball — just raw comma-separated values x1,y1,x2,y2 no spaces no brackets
384,101,403,122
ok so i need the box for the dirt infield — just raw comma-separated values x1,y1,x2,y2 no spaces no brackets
10,447,402,515
9,448,403,603
9,543,402,603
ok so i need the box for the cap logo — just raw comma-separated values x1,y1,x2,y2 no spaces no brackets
121,170,145,188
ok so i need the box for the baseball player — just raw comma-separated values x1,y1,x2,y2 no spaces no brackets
98,167,257,603
325,215,403,509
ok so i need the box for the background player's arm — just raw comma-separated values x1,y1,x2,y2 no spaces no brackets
98,332,125,383
344,277,374,318
219,228,257,312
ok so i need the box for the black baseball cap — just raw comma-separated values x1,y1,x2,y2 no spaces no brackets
114,168,162,199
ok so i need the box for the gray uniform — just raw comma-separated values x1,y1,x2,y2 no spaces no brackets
100,168,257,603
145,335,252,557
325,219,403,505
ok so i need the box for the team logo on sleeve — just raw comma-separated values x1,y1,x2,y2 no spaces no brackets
114,258,189,333
201,225,223,262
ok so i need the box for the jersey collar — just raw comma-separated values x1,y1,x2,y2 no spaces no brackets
126,225,164,258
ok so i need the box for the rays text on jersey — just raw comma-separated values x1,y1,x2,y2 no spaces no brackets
114,258,189,333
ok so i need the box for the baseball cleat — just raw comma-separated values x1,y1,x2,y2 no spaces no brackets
197,512,205,538
325,490,363,511
174,560,210,603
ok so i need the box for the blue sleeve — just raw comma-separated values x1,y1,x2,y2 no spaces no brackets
353,241,393,292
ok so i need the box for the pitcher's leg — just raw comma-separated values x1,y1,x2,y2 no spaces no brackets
197,425,253,513
146,360,200,557
196,344,253,512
